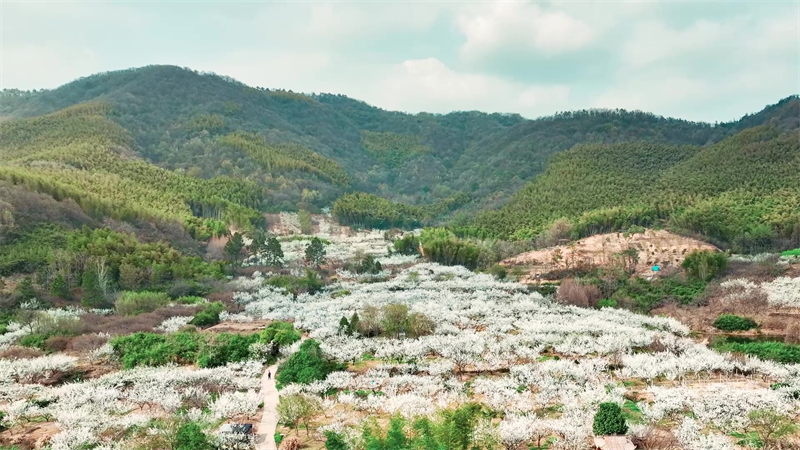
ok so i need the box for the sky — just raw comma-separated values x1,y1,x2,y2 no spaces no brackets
1,1,798,122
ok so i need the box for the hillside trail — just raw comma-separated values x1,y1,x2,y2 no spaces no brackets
255,363,279,450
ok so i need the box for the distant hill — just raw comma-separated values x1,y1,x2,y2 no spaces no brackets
0,65,797,256
467,122,800,253
4,65,792,214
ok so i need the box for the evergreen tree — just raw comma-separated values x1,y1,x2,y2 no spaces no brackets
385,416,407,450
224,232,245,264
50,274,70,299
348,312,360,336
81,269,107,308
304,237,326,266
15,276,36,301
593,402,628,435
265,236,284,267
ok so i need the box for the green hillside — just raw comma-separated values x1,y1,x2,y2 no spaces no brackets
0,103,264,237
467,124,800,253
4,65,784,212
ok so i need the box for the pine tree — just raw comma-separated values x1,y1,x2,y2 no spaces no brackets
224,232,245,264
304,237,326,266
81,269,106,308
50,274,70,299
15,276,37,301
265,236,284,267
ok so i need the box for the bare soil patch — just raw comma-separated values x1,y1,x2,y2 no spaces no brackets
502,230,717,283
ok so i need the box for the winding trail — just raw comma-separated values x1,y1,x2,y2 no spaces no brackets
255,364,279,450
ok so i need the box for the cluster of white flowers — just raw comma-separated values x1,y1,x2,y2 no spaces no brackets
155,315,193,332
720,277,800,308
0,321,29,350
0,359,264,449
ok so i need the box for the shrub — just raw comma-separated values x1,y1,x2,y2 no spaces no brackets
189,302,225,327
487,264,507,280
713,314,758,332
266,271,324,297
115,291,170,316
175,422,214,450
593,402,628,435
393,234,420,255
598,298,618,308
176,295,206,305
110,332,204,369
276,339,344,385
713,338,800,364
19,333,49,350
324,431,348,450
196,333,259,368
348,254,383,275
682,250,728,281
556,278,602,308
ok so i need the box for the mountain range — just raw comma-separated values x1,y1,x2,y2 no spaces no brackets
0,64,798,269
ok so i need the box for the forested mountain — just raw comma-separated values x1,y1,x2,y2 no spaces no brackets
0,65,797,259
466,123,800,253
3,65,792,213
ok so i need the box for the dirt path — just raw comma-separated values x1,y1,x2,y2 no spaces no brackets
255,364,279,450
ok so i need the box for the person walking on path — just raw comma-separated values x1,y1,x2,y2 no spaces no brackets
255,364,279,450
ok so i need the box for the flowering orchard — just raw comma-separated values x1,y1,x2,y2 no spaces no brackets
234,262,800,449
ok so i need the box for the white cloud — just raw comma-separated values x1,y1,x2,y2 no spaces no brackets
596,12,799,121
457,2,594,59
0,45,102,90
306,3,444,40
369,57,570,117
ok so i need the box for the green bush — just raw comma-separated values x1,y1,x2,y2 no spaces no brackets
189,301,224,327
276,339,344,386
324,431,348,450
196,333,260,368
115,291,170,316
713,314,758,332
682,250,728,281
175,422,214,450
598,298,618,308
274,432,284,446
487,264,507,280
110,332,204,369
265,271,324,297
175,295,206,305
782,248,800,257
713,338,800,364
393,235,420,255
19,333,49,350
593,402,628,435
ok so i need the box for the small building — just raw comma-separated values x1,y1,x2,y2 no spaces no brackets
593,436,635,450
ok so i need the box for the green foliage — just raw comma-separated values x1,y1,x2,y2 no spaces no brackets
265,271,325,297
305,237,327,266
713,314,758,332
361,130,430,167
276,339,344,386
196,332,260,368
682,250,728,281
189,301,225,327
419,228,482,270
612,276,707,312
325,430,349,450
81,269,108,308
782,248,800,256
593,402,628,435
115,291,170,316
109,330,263,369
392,235,421,256
358,403,486,450
219,131,350,186
225,232,245,263
486,264,507,280
175,421,214,450
19,333,49,350
598,298,618,308
298,209,313,235
469,125,800,252
333,193,468,230
50,274,69,299
713,337,800,364
348,254,383,275
15,276,37,301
